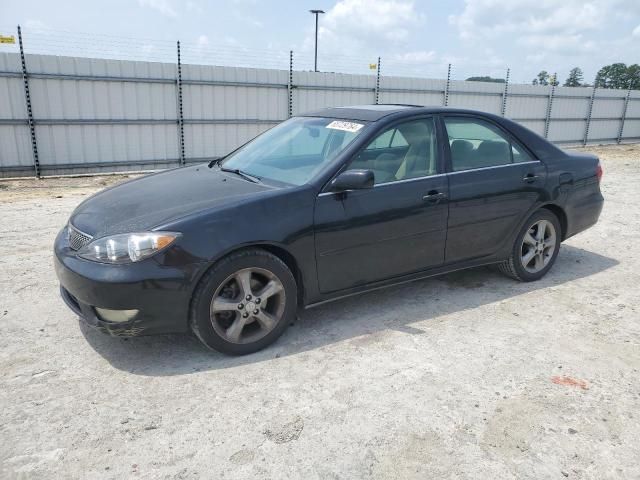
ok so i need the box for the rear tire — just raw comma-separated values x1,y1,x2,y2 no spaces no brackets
190,248,297,355
498,209,561,282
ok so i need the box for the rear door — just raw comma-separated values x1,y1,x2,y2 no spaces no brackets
442,115,547,264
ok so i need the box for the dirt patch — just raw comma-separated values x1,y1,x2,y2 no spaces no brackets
0,174,141,203
263,416,305,444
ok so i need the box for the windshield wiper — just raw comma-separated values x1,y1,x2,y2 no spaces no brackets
219,166,261,184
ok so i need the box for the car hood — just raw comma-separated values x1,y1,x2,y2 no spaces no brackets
70,164,274,238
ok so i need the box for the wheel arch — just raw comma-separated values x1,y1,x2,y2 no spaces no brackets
191,242,305,311
498,203,566,281
506,202,569,259
540,203,568,241
257,243,305,307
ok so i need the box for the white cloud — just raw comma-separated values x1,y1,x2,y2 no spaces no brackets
518,33,597,55
525,52,546,64
24,19,49,32
449,0,616,40
222,36,239,46
186,1,203,14
392,50,437,64
138,0,177,18
449,0,640,56
296,0,431,74
197,35,209,46
633,24,640,37
233,11,263,28
307,0,424,53
447,0,640,79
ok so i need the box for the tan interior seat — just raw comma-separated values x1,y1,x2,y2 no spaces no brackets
394,121,434,180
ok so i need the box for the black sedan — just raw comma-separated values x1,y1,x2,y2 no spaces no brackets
55,105,604,354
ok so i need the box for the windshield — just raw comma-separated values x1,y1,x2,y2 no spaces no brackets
220,117,366,186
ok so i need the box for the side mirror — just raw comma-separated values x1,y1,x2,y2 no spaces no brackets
330,169,375,192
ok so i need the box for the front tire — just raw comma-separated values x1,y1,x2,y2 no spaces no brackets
190,249,297,355
498,209,561,282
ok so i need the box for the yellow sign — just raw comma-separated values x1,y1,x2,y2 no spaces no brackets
0,35,16,44
369,63,377,70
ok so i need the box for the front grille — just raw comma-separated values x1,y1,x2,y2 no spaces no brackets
67,223,93,250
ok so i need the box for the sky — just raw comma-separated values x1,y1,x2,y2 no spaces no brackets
1,0,639,84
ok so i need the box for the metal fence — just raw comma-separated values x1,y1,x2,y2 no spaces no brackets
1,46,639,177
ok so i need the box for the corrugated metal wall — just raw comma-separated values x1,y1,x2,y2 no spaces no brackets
181,63,288,162
1,52,639,177
0,53,31,174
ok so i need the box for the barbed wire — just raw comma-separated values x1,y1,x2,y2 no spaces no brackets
0,24,572,85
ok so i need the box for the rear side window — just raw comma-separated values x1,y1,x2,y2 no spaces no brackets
444,117,532,171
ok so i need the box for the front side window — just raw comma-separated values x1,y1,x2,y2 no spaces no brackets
346,118,438,184
444,117,532,171
221,117,366,186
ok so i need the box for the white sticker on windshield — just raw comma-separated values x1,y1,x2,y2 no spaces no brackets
326,120,364,133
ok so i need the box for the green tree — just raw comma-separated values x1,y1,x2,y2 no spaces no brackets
465,76,505,83
627,64,640,90
564,67,584,87
549,73,559,86
533,70,549,86
595,63,631,89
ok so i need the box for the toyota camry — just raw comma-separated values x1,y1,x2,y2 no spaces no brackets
54,105,604,355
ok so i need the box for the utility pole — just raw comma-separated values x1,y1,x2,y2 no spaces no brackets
309,9,324,72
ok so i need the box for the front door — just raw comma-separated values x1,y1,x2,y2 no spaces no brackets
442,115,547,263
314,117,449,293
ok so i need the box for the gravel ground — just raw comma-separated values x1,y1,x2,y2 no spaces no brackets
1,144,639,479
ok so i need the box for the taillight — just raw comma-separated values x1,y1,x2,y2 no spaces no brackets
596,161,603,182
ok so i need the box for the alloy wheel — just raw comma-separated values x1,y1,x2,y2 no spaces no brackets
520,219,556,273
209,267,286,344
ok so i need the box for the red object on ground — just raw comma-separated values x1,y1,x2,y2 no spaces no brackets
551,376,589,390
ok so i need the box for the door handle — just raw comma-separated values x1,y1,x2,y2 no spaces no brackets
423,191,446,203
522,174,539,183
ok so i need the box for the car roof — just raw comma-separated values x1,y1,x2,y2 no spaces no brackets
299,104,565,161
298,104,510,122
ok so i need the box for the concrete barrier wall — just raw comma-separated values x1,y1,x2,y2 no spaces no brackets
1,52,638,177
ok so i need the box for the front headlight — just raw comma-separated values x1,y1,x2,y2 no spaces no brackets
77,232,180,264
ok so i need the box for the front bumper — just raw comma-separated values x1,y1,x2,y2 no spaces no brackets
59,285,147,336
54,227,203,336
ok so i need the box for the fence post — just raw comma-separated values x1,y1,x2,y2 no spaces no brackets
583,81,597,146
617,87,632,144
501,68,510,117
17,25,40,178
288,50,293,118
176,40,185,165
444,63,451,106
544,81,556,139
374,57,381,105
